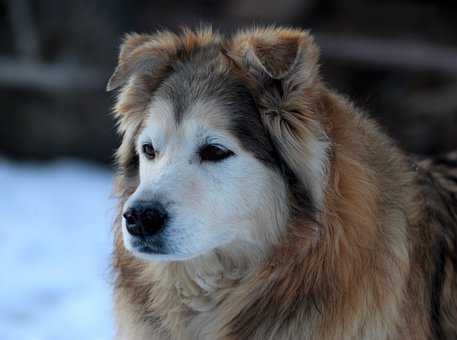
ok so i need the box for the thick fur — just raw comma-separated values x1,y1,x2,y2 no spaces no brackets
108,27,457,339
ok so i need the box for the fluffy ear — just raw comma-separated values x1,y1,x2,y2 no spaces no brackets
106,31,181,91
227,28,328,208
228,27,319,89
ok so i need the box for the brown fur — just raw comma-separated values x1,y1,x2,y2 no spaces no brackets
108,27,457,339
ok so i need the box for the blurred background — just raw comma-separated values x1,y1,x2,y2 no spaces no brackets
1,0,456,339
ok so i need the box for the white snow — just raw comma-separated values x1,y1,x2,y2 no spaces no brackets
0,159,116,340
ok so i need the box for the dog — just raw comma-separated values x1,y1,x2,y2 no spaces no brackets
106,27,457,339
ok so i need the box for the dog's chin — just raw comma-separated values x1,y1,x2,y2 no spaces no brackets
129,249,195,262
123,235,209,262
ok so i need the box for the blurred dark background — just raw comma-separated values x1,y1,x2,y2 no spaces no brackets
1,0,457,165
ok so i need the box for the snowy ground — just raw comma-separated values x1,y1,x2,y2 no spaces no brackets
0,159,116,340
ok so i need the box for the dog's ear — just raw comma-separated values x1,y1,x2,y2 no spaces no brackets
106,32,181,91
227,27,319,92
227,28,328,208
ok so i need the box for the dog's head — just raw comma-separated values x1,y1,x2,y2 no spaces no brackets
108,27,329,261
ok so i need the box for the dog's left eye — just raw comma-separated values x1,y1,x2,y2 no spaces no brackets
199,144,234,162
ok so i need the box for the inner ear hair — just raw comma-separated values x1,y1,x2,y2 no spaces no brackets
248,37,301,79
227,28,320,89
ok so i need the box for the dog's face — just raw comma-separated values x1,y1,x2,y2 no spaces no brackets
119,48,289,261
109,28,328,262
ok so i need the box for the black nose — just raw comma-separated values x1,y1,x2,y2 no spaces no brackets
123,202,168,237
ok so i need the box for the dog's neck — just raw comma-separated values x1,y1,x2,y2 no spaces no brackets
148,242,268,313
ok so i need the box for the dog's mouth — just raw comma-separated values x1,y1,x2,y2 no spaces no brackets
130,236,168,255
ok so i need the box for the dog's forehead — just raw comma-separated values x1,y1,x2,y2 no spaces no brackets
142,49,278,165
144,97,230,142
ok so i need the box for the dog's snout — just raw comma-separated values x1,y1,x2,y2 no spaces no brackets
123,202,168,237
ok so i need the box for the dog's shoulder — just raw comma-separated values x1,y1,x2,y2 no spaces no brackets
416,151,457,339
417,151,457,212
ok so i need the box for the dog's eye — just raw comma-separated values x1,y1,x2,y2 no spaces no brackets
142,143,156,160
199,144,234,162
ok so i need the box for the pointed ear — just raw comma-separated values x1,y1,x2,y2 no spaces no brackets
227,28,328,207
106,32,180,91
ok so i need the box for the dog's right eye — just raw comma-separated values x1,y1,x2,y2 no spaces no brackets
142,143,156,160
